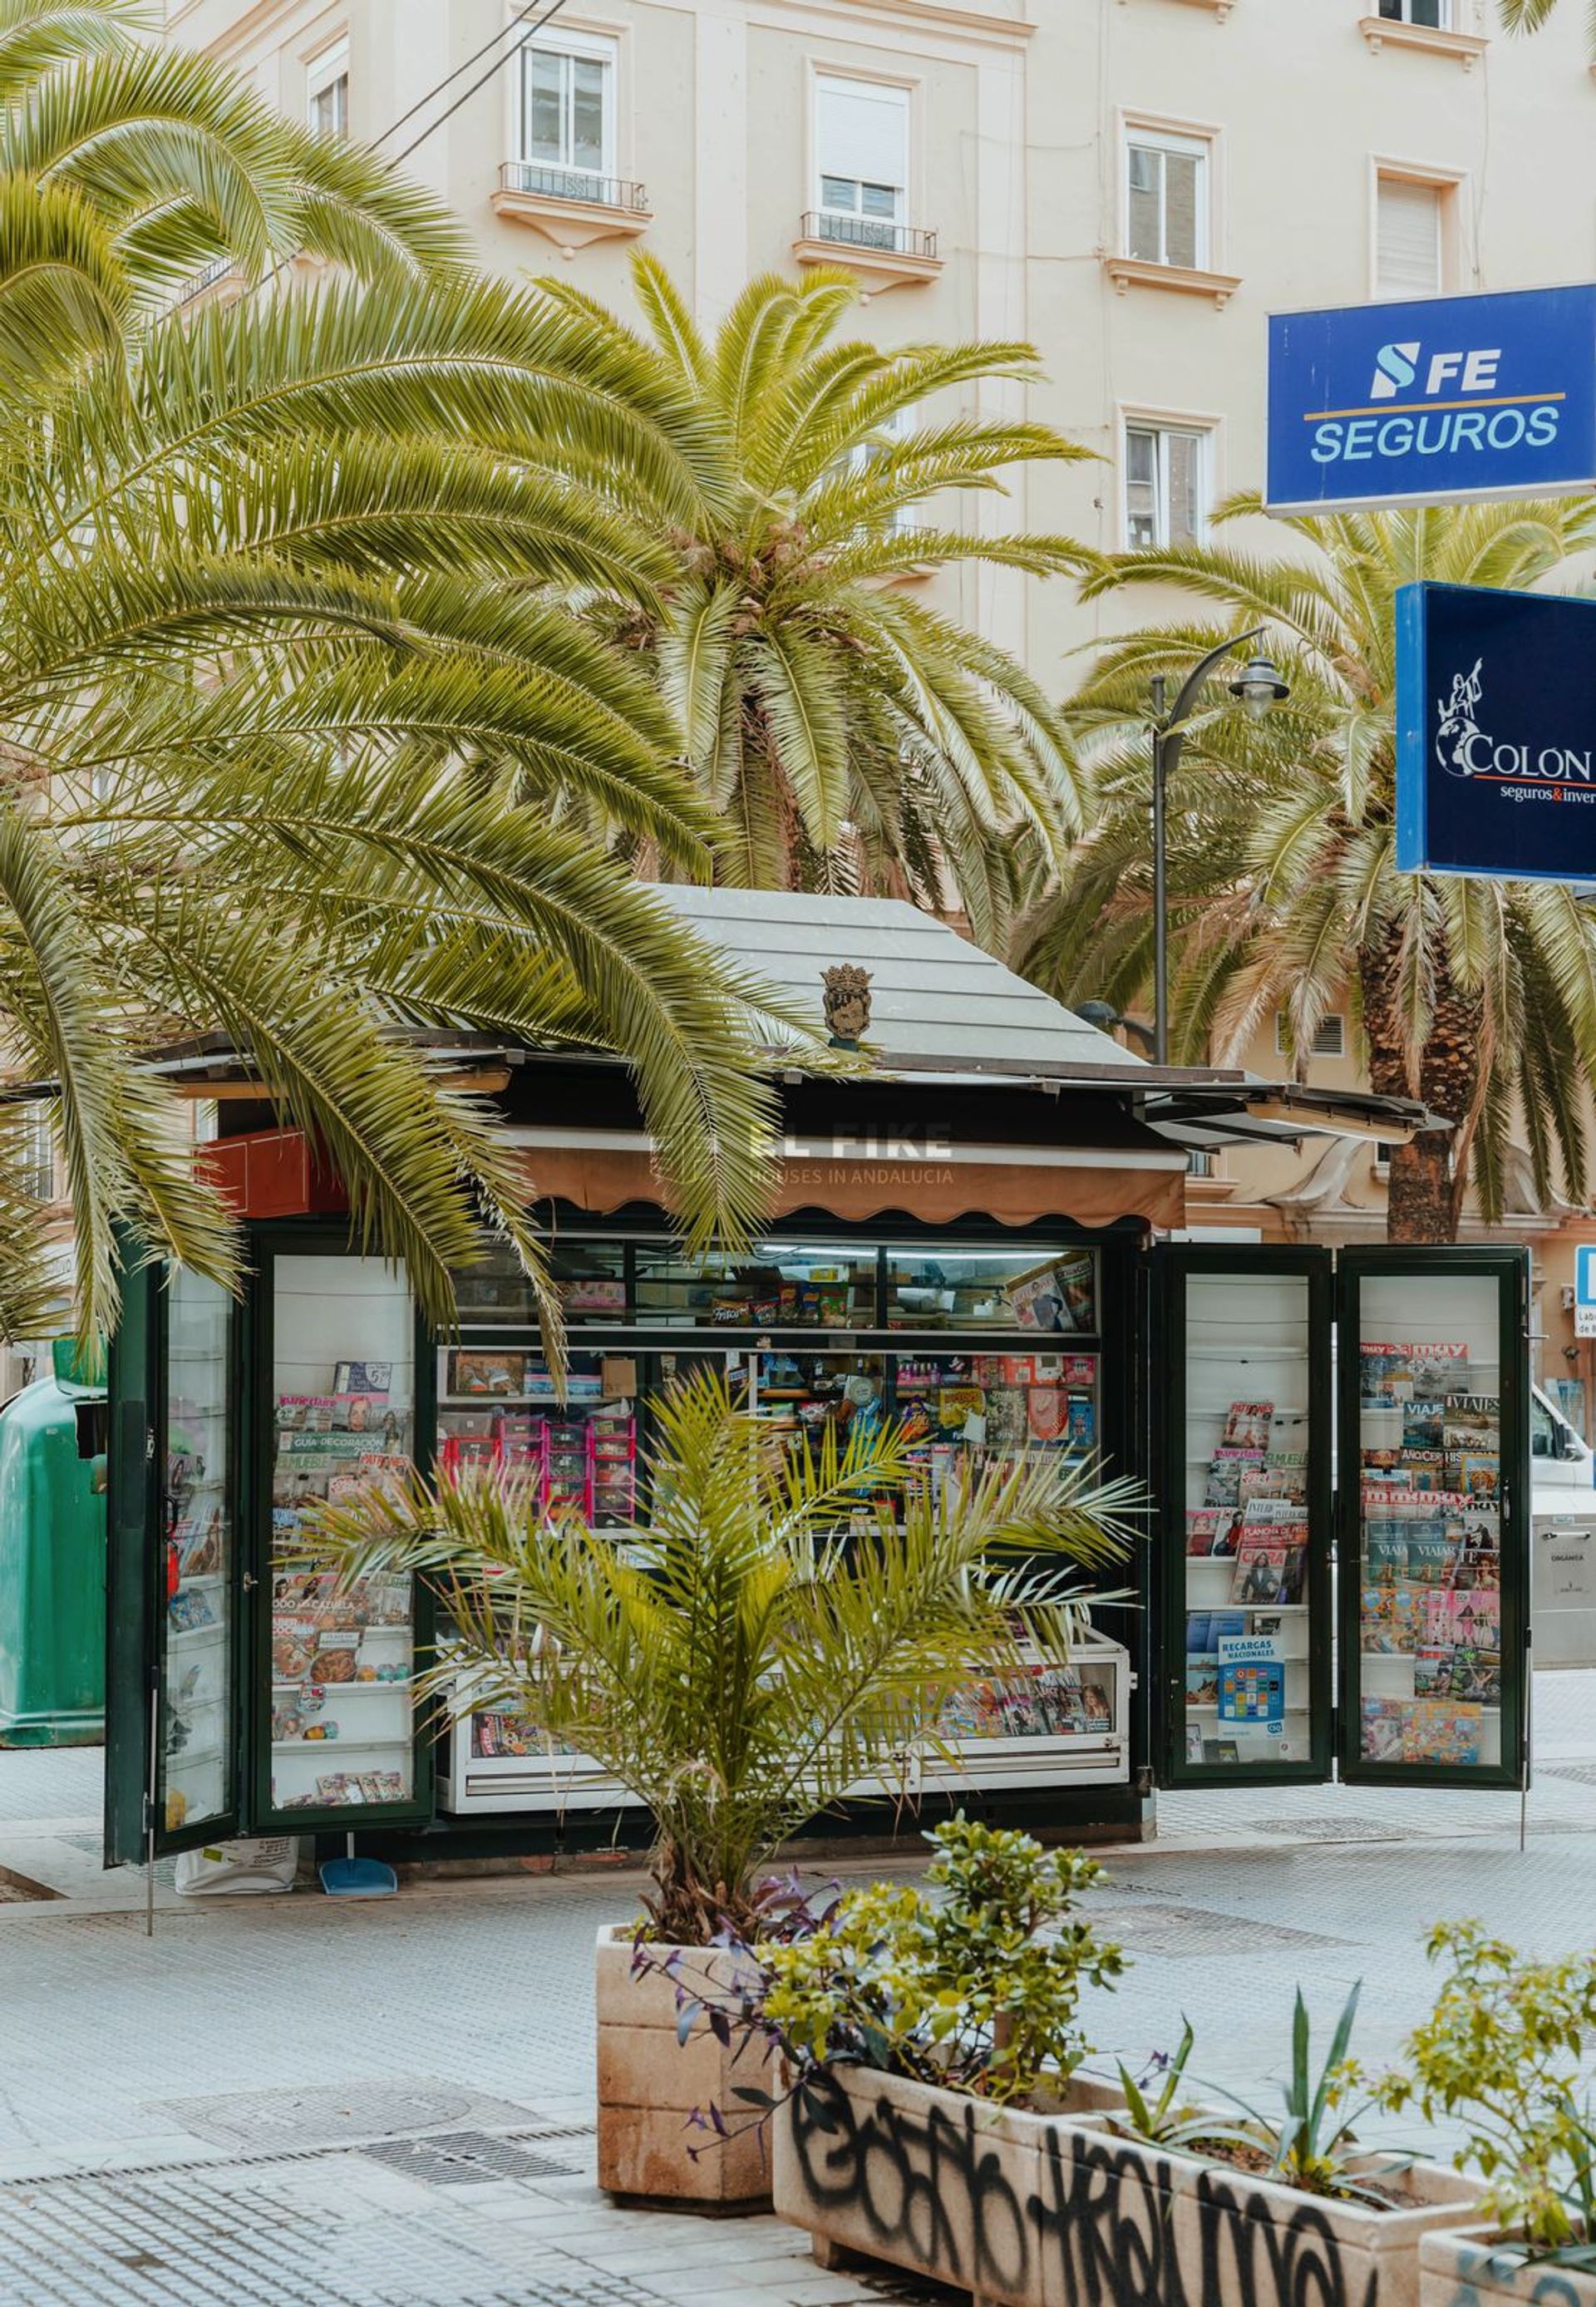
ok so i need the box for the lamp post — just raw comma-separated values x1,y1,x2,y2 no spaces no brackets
1150,629,1290,1065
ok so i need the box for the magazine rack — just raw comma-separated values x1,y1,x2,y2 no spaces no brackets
1155,1245,1528,1793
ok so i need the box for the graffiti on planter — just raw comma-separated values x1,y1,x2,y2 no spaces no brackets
788,2077,1389,2307
1442,2277,1585,2307
788,2073,1034,2298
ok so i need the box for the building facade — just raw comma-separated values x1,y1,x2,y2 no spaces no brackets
160,0,1596,1407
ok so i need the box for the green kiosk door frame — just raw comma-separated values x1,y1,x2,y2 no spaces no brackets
1155,1241,1530,1796
1337,1245,1529,1792
1154,1243,1335,1788
106,1256,245,1864
106,1224,438,1867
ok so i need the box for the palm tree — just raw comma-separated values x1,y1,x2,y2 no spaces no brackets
525,258,1091,948
1020,495,1596,1241
315,1366,1141,1944
0,2,815,1339
1497,0,1594,57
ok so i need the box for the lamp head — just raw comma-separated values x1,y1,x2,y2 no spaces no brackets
1229,653,1290,722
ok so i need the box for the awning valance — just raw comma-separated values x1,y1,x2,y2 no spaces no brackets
504,1129,1187,1233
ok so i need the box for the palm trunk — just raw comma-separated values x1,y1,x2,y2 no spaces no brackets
1357,926,1483,1245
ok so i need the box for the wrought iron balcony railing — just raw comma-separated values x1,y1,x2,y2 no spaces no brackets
500,161,648,210
800,211,938,259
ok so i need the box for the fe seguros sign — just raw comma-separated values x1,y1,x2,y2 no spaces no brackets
1396,582,1596,883
1268,284,1596,515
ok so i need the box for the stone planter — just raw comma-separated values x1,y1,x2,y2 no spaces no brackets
1421,2227,1596,2306
594,1925,776,2210
772,2063,1480,2307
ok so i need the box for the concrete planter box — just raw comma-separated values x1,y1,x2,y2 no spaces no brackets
773,2063,1480,2307
1421,2227,1596,2307
594,1925,776,2210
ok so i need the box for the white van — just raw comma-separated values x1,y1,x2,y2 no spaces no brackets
1531,1383,1596,1664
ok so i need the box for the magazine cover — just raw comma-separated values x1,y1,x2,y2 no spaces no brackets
1401,1401,1445,1451
1229,1537,1297,1605
1455,1454,1501,1501
1361,1695,1406,1762
1425,1590,1500,1653
1223,1401,1274,1450
1360,1582,1426,1654
1443,1395,1501,1449
1185,1723,1204,1763
1205,1447,1264,1506
1185,1662,1221,1707
1411,1343,1470,1393
1406,1701,1484,1767
450,1350,526,1399
1186,1507,1243,1557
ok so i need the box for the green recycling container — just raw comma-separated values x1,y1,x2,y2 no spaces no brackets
0,1338,106,1747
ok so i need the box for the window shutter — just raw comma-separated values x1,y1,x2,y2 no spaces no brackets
1377,178,1441,298
816,78,909,194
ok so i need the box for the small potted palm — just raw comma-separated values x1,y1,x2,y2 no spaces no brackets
316,1366,1139,2209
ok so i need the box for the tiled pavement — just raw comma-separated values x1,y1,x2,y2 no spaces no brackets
0,1675,1593,2305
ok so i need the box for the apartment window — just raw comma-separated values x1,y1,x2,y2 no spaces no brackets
18,1107,52,1201
1376,174,1443,298
848,403,919,535
1378,0,1451,24
1126,128,1208,269
815,76,909,251
519,30,617,193
1124,421,1207,550
306,37,348,142
1274,1011,1346,1059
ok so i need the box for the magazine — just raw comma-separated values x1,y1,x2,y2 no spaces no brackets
1185,1662,1221,1708
1205,1447,1264,1506
1360,1582,1427,1654
1186,1610,1245,1658
1186,1507,1243,1557
1229,1536,1304,1606
1443,1395,1501,1450
1406,1701,1484,1767
1361,1695,1406,1762
1223,1401,1274,1450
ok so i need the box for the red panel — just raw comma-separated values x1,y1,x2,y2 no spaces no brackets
198,1129,348,1220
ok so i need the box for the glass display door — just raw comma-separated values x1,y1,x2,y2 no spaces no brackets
106,1258,243,1862
1155,1246,1333,1785
1337,1248,1528,1789
254,1237,433,1831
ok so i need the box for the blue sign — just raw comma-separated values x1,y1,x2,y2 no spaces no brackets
1396,582,1596,881
1268,285,1596,514
1578,1245,1596,1308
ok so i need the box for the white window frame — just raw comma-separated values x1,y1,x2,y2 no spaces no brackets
1370,160,1465,302
1121,415,1213,551
305,35,348,141
1275,1011,1346,1059
1122,123,1212,271
847,402,919,536
515,24,618,185
812,72,911,236
1378,0,1453,26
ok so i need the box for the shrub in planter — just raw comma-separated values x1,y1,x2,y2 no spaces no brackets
1368,1920,1596,2304
767,1896,1475,2307
315,1368,1139,2207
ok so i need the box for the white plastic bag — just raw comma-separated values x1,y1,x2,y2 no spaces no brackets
174,1836,299,1897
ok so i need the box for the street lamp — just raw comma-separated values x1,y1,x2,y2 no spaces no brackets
1150,627,1289,1065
